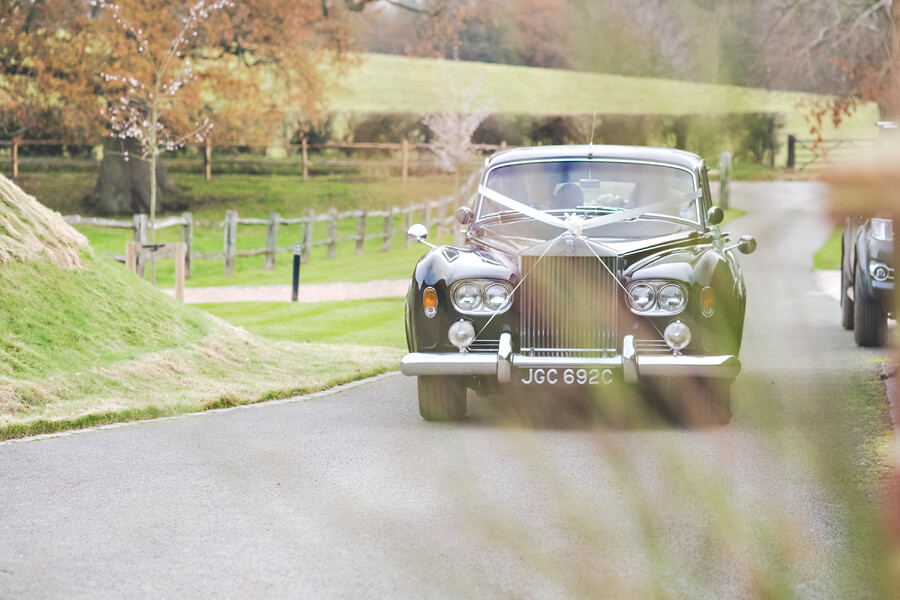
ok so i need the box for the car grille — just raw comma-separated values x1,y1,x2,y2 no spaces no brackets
519,255,619,357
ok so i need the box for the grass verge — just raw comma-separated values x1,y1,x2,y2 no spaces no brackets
0,251,403,440
198,297,407,348
814,225,842,271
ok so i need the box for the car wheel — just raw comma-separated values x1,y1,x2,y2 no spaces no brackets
854,261,887,347
417,376,467,421
840,254,854,330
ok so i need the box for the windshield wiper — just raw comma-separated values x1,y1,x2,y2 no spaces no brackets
574,205,625,214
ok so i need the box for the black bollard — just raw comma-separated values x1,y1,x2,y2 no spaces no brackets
291,242,301,302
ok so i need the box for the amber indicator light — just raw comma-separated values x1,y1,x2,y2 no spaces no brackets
700,286,715,317
423,287,438,318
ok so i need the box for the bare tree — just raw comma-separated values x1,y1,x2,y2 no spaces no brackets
422,52,491,187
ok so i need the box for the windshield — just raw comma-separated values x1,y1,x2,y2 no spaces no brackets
476,160,700,239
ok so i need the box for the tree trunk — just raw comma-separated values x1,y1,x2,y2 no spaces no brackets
83,138,180,216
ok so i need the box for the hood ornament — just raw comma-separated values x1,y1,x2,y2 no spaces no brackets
564,213,584,237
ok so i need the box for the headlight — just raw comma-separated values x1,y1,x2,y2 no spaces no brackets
450,280,513,315
484,283,511,311
628,283,655,312
870,218,894,242
454,283,481,312
658,284,687,313
625,280,688,316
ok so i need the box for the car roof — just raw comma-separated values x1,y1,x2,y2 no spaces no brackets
484,144,704,172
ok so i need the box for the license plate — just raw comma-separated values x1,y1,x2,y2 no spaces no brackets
519,367,614,385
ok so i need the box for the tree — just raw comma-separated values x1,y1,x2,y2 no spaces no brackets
90,0,233,263
422,52,490,188
0,0,107,140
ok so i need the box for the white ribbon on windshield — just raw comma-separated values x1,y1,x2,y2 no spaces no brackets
470,185,702,344
477,185,701,233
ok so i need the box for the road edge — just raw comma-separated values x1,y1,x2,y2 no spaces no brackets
0,371,402,446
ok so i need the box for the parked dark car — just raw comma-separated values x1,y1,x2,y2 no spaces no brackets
840,215,894,346
401,145,756,424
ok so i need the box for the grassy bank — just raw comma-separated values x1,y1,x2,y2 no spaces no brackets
0,252,403,439
0,175,403,439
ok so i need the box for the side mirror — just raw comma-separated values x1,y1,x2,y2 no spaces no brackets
706,206,724,226
407,223,434,248
737,235,757,255
456,206,474,225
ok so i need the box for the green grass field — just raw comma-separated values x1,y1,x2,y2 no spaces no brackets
328,54,880,140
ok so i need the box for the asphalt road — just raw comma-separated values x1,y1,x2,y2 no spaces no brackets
0,182,892,599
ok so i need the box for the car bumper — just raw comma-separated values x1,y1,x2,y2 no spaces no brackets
400,335,742,382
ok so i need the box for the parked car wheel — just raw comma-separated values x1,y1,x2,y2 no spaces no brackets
840,244,854,330
418,376,467,421
854,260,887,347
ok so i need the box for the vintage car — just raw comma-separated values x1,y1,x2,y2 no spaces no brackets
840,215,894,346
401,145,756,424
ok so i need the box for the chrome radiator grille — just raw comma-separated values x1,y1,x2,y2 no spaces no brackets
519,256,619,357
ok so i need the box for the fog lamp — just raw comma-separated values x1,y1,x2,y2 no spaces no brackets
448,319,476,351
664,321,691,353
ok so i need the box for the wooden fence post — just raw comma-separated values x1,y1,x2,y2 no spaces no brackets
133,213,147,278
327,207,338,260
423,199,431,229
383,207,394,252
436,197,448,245
12,137,20,179
401,138,409,183
181,212,192,279
265,212,279,270
355,209,367,256
302,137,309,182
125,241,138,273
301,208,313,264
787,134,796,169
174,242,186,302
224,209,237,276
403,209,412,249
204,140,212,181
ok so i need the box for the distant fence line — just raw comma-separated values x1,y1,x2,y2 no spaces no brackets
1,138,505,181
785,135,874,171
63,176,477,279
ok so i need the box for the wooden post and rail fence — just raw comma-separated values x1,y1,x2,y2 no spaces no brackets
62,175,478,282
2,138,504,182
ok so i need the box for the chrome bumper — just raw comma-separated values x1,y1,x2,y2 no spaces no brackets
400,334,741,382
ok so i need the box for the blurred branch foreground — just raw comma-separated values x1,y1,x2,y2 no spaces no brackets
823,140,900,586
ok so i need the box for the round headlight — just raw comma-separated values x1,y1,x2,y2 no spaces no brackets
658,284,687,313
448,319,476,349
664,321,691,352
628,283,655,312
454,283,481,312
484,283,510,312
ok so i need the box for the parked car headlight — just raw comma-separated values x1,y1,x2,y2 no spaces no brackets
626,280,689,316
870,218,894,242
450,280,514,315
869,261,893,282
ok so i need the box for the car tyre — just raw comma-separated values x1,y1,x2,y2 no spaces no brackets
418,376,467,421
840,257,854,330
854,261,887,347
